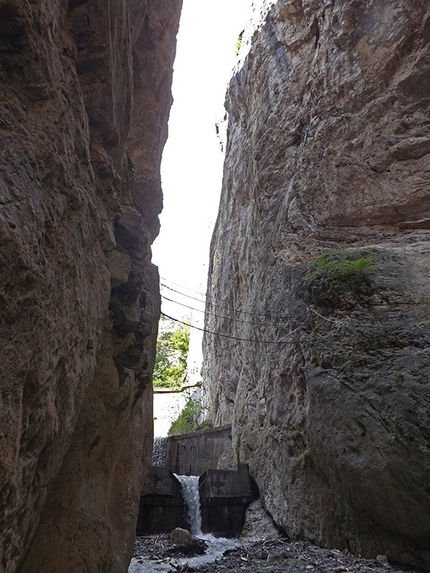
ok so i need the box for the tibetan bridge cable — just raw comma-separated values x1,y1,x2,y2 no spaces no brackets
161,277,337,326
161,294,280,327
160,282,285,321
160,311,296,345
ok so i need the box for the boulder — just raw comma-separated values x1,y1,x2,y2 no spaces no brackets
170,527,195,547
170,527,207,555
240,499,281,542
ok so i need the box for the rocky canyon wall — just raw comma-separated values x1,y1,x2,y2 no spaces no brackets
0,1,181,572
203,0,430,568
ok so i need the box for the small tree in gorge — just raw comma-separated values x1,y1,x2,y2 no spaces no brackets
152,316,190,389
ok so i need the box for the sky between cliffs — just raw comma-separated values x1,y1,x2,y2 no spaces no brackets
152,0,252,319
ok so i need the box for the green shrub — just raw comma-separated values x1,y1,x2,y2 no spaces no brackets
235,30,244,56
168,398,207,436
153,317,190,389
303,250,376,309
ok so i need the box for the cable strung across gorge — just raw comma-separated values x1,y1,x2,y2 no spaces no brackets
160,277,206,298
161,294,280,327
161,276,339,329
161,280,266,317
160,283,206,305
160,311,294,345
160,282,281,321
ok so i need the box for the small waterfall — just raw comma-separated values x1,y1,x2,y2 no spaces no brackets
174,474,202,536
152,436,168,467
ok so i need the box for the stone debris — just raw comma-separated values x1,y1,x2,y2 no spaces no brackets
133,534,417,573
240,499,281,542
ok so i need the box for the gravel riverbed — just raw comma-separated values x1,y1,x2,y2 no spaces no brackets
130,534,417,573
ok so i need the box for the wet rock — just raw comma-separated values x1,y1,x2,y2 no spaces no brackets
171,527,195,547
170,528,208,555
132,534,416,573
240,499,281,542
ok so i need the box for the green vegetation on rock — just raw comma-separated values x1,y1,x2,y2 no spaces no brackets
303,250,376,309
153,316,190,389
168,397,207,436
287,428,302,440
235,30,244,56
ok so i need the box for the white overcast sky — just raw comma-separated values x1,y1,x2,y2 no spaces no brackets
152,0,252,319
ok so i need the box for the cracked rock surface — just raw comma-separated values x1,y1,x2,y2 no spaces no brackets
0,1,181,571
203,0,430,569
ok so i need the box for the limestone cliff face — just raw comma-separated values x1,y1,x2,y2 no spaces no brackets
203,0,430,568
0,1,181,572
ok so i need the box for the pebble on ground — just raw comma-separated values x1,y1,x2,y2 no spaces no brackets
133,534,417,573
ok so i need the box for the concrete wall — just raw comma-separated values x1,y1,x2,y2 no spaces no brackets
137,467,187,534
199,465,255,499
168,424,233,475
199,465,257,537
139,426,255,536
137,464,256,537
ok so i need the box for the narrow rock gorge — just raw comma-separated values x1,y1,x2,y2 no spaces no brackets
0,0,181,571
203,0,430,569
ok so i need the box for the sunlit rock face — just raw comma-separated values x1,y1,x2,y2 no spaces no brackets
203,0,430,568
0,1,181,571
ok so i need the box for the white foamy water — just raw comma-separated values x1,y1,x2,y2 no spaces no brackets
174,474,202,535
128,535,241,573
180,534,240,567
128,558,171,573
152,436,168,467
128,474,241,572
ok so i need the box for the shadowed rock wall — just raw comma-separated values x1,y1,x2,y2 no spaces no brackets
203,0,430,568
0,1,181,572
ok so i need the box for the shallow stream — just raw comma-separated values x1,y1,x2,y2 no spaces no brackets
129,474,241,572
128,535,240,573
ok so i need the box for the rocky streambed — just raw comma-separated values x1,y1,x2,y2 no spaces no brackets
130,534,417,573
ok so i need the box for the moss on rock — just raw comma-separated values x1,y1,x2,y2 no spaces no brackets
303,250,376,309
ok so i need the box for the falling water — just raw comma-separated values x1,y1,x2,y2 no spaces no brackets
174,474,202,536
152,436,168,467
129,473,240,572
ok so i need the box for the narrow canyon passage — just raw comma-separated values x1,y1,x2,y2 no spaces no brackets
1,0,429,572
146,0,430,569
